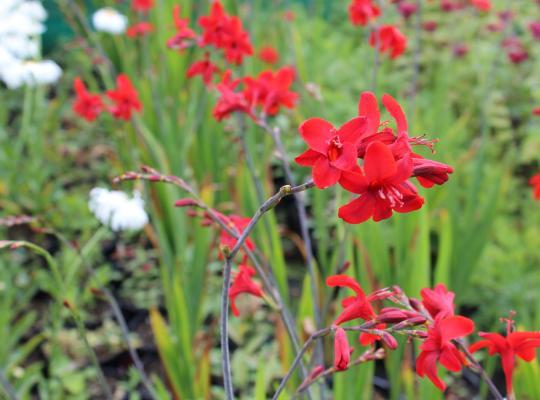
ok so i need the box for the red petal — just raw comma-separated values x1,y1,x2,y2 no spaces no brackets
514,340,540,361
326,274,367,298
337,116,367,144
364,142,397,182
338,194,376,224
358,91,380,136
341,295,356,308
312,158,341,189
372,197,393,221
382,93,408,133
299,118,334,153
295,148,323,166
331,143,359,171
440,316,475,342
416,351,446,391
338,167,369,194
439,346,463,372
469,340,492,354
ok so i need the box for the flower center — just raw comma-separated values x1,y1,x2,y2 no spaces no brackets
377,185,404,208
327,136,343,162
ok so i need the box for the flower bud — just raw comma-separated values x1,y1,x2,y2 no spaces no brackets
174,198,199,207
409,298,423,312
377,308,409,323
382,332,398,350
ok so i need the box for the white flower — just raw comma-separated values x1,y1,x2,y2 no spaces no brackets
92,8,128,35
0,60,62,89
89,188,149,232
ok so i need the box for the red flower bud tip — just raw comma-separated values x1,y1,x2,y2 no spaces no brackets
337,261,351,274
334,327,353,371
148,175,162,182
382,332,398,350
406,315,428,325
174,198,199,207
378,308,409,323
298,365,325,393
408,298,423,312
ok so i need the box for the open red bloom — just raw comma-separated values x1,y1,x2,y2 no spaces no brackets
107,74,142,120
471,0,490,12
187,53,220,86
258,46,279,65
229,264,263,317
167,5,197,51
416,316,475,391
326,275,377,325
529,174,540,200
348,0,380,26
421,283,455,320
338,142,424,224
132,0,154,12
334,327,353,370
470,330,540,394
212,71,253,121
295,117,367,189
72,77,104,122
369,25,407,59
243,66,298,117
127,22,153,38
198,1,253,65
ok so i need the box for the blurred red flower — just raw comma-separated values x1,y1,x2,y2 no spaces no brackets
349,0,380,26
187,53,220,86
132,0,154,13
416,316,475,391
229,264,263,317
167,5,197,51
398,2,418,19
72,77,104,122
212,71,253,121
334,327,353,370
369,25,407,59
470,328,540,394
529,22,540,40
529,174,540,200
126,22,153,38
107,74,142,120
258,46,279,65
244,66,298,116
471,0,490,12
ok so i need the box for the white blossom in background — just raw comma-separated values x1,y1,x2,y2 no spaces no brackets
92,8,128,35
89,188,149,232
0,0,62,89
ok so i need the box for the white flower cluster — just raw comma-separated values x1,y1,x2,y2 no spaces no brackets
0,0,62,89
92,8,128,35
89,188,149,232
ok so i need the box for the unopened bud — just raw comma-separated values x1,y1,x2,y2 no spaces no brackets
337,261,351,274
409,298,423,312
220,245,231,258
377,308,409,323
382,332,398,350
174,198,199,208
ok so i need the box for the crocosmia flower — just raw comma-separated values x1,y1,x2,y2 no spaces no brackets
126,22,153,38
398,2,418,19
229,264,263,317
348,0,380,26
258,46,279,65
132,0,154,13
212,71,253,121
416,316,475,391
244,66,298,116
187,53,220,86
471,0,490,12
370,25,407,59
421,283,455,320
295,117,367,189
167,5,197,51
72,77,104,122
334,327,353,370
470,322,540,395
326,275,377,325
107,74,142,120
529,174,540,200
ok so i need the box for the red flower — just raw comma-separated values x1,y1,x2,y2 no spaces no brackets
470,329,540,394
338,142,424,224
471,0,490,12
258,46,279,65
126,22,153,38
212,71,254,121
369,25,407,59
198,1,253,65
282,10,296,22
529,22,540,40
348,0,380,26
107,75,142,120
218,214,255,253
416,316,475,391
334,327,353,370
529,173,540,200
167,5,197,51
72,77,104,122
453,43,469,58
398,2,418,19
229,264,263,317
132,0,153,12
243,66,298,116
295,117,367,189
533,107,540,116
326,274,377,325
187,53,220,86
503,37,529,64
421,284,455,320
